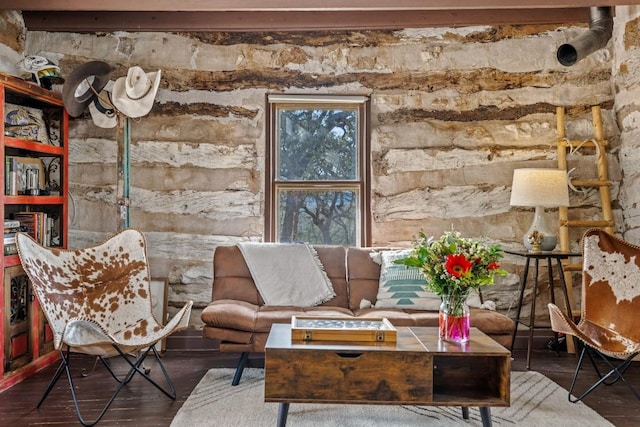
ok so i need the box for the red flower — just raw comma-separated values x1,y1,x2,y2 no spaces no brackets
488,262,500,270
445,254,472,278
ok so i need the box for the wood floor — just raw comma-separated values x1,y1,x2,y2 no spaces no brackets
0,335,638,426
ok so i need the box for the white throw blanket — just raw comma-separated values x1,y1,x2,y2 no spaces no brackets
237,242,336,307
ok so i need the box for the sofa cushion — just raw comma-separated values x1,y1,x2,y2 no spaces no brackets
314,246,349,308
212,245,349,308
346,247,383,310
373,249,441,310
201,300,354,334
211,246,263,305
353,307,514,336
371,249,484,309
354,308,435,326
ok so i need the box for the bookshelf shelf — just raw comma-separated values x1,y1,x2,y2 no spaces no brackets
0,73,68,391
4,137,64,155
2,255,20,268
3,195,65,205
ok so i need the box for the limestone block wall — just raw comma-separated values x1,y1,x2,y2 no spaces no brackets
18,22,624,327
614,6,640,243
0,11,25,75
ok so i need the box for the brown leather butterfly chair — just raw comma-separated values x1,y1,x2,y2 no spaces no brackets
548,228,640,403
16,229,193,426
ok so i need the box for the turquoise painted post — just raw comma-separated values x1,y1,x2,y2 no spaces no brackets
116,116,130,230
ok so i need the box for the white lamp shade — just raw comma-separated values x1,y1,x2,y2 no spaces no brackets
509,168,570,208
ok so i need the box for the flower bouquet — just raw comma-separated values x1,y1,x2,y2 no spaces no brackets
395,230,507,342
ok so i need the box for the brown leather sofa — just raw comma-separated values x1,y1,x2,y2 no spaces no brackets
201,245,516,385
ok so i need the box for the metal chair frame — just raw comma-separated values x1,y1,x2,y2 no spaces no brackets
40,344,175,426
568,342,639,403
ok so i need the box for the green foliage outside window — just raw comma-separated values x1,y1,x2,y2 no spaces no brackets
276,108,359,245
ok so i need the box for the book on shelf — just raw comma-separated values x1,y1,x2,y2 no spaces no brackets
3,220,24,256
4,219,20,229
12,212,37,241
12,211,50,246
4,156,19,196
4,225,26,234
4,225,27,240
4,242,17,256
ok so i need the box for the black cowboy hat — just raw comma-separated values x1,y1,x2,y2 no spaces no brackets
62,61,112,117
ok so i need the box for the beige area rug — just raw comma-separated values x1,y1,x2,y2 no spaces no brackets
170,368,614,427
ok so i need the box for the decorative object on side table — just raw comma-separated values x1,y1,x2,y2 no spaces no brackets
527,229,545,254
509,168,570,252
394,230,507,343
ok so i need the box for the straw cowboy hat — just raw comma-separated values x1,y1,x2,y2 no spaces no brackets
111,66,161,118
89,90,117,129
62,61,111,117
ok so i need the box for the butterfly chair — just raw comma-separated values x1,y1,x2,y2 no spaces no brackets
16,229,193,426
548,228,640,403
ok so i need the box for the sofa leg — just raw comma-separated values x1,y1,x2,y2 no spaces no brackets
231,352,249,386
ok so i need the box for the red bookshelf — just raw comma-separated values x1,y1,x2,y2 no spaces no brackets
0,73,68,391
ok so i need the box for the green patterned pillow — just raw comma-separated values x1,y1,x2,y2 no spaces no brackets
373,250,482,310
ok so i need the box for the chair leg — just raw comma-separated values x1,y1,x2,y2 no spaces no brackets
461,407,470,419
97,351,152,384
50,346,131,426
112,344,177,399
94,355,129,384
584,347,635,388
231,352,249,386
80,356,101,378
38,344,177,426
567,345,639,403
37,348,68,408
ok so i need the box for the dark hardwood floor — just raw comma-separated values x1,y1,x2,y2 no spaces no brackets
0,333,638,426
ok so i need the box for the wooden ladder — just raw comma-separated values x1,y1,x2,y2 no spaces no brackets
556,105,615,352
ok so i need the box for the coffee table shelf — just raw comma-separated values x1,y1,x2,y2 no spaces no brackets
265,324,510,427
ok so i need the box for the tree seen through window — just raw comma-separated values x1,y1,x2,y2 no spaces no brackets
268,97,367,246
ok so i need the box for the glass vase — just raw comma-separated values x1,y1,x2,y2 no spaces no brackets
439,293,470,343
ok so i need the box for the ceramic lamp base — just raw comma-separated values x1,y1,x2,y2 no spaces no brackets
523,206,557,251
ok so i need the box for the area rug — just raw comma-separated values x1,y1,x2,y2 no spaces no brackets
170,368,614,427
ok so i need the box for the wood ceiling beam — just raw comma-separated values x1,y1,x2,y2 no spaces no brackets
12,1,638,32
22,9,592,32
6,1,636,12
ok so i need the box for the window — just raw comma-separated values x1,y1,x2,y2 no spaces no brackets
266,94,370,246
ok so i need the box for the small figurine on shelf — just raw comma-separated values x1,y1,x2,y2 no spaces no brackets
527,229,545,253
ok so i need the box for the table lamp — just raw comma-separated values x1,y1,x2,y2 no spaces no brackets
509,168,570,252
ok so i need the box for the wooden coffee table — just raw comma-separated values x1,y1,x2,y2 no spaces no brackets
264,324,510,427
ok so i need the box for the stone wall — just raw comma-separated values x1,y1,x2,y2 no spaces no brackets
0,11,25,75
16,18,626,327
614,6,640,243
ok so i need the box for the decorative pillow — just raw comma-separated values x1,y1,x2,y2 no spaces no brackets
372,249,483,310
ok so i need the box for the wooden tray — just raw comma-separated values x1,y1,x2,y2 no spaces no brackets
290,316,397,343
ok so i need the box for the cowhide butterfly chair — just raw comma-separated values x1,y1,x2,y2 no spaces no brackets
15,229,193,426
548,228,640,403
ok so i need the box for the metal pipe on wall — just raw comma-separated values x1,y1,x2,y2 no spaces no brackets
557,6,613,67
